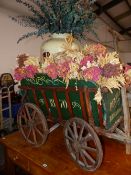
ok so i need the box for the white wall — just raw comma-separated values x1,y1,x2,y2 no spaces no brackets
0,8,43,75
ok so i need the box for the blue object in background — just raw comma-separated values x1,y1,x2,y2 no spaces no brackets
2,103,21,120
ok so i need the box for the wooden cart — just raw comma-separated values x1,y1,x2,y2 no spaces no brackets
17,73,131,172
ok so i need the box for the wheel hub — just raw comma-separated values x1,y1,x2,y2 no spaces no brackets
28,119,35,128
73,140,81,152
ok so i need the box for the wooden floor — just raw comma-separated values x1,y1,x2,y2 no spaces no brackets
1,126,131,175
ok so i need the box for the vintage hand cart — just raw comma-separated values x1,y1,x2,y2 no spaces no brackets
17,73,131,172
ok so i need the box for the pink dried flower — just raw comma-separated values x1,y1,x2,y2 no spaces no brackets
44,63,58,79
14,67,26,81
57,61,70,78
82,66,102,81
14,65,39,81
25,65,39,78
80,55,94,67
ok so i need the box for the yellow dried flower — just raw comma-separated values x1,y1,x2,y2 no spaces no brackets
94,88,102,105
68,62,81,79
24,56,39,66
97,75,125,92
97,52,120,67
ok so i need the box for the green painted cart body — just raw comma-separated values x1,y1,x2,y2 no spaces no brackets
20,73,123,131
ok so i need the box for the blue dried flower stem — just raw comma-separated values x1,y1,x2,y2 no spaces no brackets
12,0,97,43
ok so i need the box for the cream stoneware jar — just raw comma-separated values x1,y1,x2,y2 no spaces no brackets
40,33,81,56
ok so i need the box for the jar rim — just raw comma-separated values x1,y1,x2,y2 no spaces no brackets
52,33,71,38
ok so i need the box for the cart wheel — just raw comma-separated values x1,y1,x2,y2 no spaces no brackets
17,103,48,146
64,118,103,172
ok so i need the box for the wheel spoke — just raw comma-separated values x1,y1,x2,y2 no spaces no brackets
32,128,37,144
65,135,74,142
20,109,27,120
21,113,28,124
81,146,97,152
32,110,37,120
80,151,89,167
82,150,95,165
25,105,32,121
26,127,32,139
76,151,80,162
34,126,44,138
78,123,85,141
67,125,75,139
73,121,78,139
67,142,75,154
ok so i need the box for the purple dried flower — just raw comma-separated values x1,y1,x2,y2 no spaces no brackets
102,63,121,78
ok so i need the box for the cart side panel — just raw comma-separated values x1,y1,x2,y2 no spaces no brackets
20,74,101,126
20,74,123,130
102,89,123,129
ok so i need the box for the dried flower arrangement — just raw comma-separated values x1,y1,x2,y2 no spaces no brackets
14,43,128,104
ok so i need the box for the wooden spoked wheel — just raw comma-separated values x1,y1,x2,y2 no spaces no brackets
64,118,103,171
17,103,48,146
